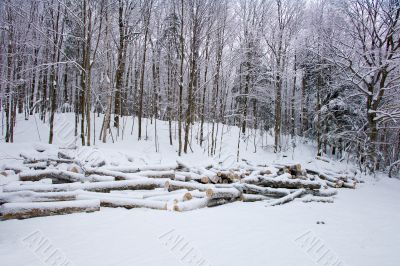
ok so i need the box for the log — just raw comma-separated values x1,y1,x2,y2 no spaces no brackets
342,181,356,189
0,191,79,204
84,168,143,180
147,192,192,202
19,170,84,183
241,194,269,202
76,193,167,210
67,164,82,174
275,164,302,176
265,189,306,207
20,153,74,164
189,190,207,198
306,168,345,187
173,198,208,211
24,162,48,170
258,176,321,190
207,197,237,207
205,188,241,199
4,179,167,193
165,180,213,192
214,170,241,183
58,151,74,160
136,170,175,179
192,167,220,184
0,200,100,220
106,163,179,173
172,197,236,211
174,174,191,182
325,180,343,188
240,183,290,197
81,174,115,182
241,172,262,184
176,171,209,183
109,189,189,199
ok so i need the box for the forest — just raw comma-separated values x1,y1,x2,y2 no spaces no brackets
1,0,399,175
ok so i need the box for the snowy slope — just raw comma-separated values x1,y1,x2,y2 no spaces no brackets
0,177,399,266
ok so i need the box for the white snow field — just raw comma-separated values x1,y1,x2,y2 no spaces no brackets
1,113,399,266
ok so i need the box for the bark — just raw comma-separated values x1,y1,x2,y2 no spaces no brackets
114,0,126,129
138,1,152,140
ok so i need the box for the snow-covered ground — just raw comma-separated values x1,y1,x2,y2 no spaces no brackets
1,113,399,266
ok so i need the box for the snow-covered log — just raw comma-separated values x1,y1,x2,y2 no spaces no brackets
81,174,115,182
136,170,175,179
192,167,220,184
76,192,167,210
189,190,207,198
205,188,241,199
172,198,208,211
109,189,188,199
84,168,143,180
0,191,79,204
342,181,356,189
147,192,192,202
57,151,74,160
0,200,100,220
240,183,291,197
24,162,48,170
172,197,236,211
174,174,191,182
241,194,269,202
4,179,168,193
105,163,179,173
176,171,208,183
259,176,321,190
265,189,306,207
306,168,347,188
165,180,213,192
20,152,74,164
19,170,84,183
325,180,343,188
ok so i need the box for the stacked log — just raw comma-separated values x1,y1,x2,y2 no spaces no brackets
1,200,100,220
0,150,359,219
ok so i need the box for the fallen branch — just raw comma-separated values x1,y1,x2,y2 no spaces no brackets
265,189,306,207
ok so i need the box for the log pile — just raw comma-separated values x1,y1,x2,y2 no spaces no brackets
0,149,360,220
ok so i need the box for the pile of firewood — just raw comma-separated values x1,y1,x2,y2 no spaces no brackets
0,148,359,220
